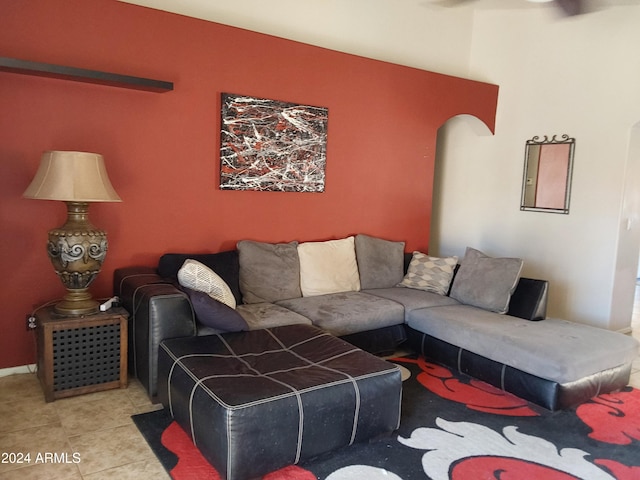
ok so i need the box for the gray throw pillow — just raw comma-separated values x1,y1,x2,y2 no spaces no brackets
355,234,405,289
237,240,302,304
449,247,523,314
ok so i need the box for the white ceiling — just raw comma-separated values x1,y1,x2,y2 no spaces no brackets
116,0,548,30
116,0,638,77
117,0,479,76
118,0,635,23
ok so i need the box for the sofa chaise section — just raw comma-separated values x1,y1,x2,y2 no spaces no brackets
405,304,638,411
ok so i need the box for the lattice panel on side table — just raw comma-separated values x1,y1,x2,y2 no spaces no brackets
36,307,128,402
52,322,121,391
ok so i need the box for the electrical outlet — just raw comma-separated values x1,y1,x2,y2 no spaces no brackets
26,314,37,331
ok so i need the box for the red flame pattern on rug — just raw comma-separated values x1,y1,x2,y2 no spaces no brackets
576,388,640,445
594,459,640,480
160,421,220,480
452,456,583,480
451,457,640,480
453,456,640,480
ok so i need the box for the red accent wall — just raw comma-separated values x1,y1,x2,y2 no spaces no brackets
0,0,498,369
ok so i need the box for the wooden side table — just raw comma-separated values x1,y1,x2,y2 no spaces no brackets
36,306,128,402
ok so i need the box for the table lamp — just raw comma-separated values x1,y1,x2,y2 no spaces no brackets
24,151,122,315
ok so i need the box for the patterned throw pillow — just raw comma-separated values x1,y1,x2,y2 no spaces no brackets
397,251,458,295
178,259,237,308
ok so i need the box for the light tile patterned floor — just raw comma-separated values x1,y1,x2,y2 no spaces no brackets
0,375,167,480
1,289,640,479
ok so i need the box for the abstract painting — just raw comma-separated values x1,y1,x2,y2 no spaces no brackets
220,93,328,192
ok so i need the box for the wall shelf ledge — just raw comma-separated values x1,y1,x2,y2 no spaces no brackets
0,57,173,92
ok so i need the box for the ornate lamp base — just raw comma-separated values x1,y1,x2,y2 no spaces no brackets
48,202,108,316
54,289,99,316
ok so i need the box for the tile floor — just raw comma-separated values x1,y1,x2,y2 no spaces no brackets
1,289,640,479
0,374,168,480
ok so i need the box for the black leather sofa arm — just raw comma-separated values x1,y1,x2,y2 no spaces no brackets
113,266,196,399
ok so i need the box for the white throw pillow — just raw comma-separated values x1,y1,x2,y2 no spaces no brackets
298,236,361,297
178,259,237,308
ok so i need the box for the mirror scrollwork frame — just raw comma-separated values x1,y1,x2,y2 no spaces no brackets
521,134,575,214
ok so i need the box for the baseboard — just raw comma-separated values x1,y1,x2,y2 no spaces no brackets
0,364,36,377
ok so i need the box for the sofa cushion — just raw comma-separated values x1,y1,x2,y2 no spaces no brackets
397,251,458,295
354,234,405,289
449,247,523,314
406,304,639,384
178,259,237,308
276,291,404,336
297,237,361,297
184,287,248,332
237,240,302,304
236,302,312,330
363,287,459,320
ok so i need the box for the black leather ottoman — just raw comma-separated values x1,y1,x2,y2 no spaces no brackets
157,324,402,480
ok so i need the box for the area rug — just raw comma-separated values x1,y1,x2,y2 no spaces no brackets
132,356,640,479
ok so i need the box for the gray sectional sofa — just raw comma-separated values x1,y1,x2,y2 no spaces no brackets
114,234,638,411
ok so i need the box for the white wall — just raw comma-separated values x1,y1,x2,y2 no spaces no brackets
431,5,640,330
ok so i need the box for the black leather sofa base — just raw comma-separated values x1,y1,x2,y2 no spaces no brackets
406,326,632,411
157,324,402,480
340,323,407,356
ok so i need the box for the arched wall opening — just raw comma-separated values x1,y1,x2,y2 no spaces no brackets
429,114,495,256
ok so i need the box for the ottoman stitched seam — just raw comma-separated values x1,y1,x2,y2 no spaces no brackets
161,347,398,409
265,328,363,446
161,344,337,415
216,333,305,467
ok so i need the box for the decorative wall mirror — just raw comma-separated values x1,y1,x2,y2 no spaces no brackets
521,134,575,214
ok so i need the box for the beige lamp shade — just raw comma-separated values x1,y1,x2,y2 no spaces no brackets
23,151,122,202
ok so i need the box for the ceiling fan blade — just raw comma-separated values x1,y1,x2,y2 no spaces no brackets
554,0,585,16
